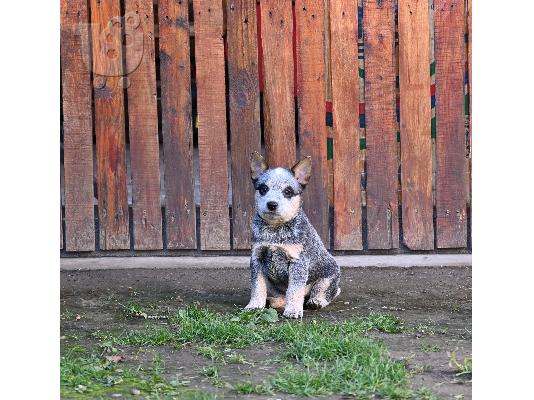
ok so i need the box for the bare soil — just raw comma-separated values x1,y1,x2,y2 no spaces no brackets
61,265,472,399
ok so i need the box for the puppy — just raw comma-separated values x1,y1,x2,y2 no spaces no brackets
244,152,341,318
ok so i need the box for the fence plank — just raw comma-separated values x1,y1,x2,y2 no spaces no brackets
61,0,95,251
330,0,362,250
193,0,231,250
158,0,197,249
363,0,399,249
260,0,296,167
124,0,163,250
434,0,467,248
90,0,130,249
398,0,434,250
295,0,329,246
227,0,262,249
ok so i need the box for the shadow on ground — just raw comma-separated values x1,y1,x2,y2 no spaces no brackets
61,265,472,399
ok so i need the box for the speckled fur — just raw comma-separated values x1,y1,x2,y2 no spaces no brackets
244,153,341,318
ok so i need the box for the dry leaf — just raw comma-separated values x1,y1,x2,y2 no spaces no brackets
105,355,126,363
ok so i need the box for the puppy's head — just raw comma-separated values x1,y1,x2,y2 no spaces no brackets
250,152,311,225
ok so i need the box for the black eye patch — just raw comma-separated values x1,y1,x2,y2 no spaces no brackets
282,186,296,198
257,183,269,196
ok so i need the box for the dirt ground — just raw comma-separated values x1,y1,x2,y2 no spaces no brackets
60,265,472,399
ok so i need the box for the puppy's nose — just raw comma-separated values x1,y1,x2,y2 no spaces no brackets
267,201,278,211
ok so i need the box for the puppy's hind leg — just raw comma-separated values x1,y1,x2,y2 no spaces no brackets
306,274,340,310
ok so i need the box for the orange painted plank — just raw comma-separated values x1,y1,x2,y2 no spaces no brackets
90,0,130,249
434,0,467,248
295,0,329,246
363,0,399,249
398,0,434,250
330,0,362,250
124,0,162,250
61,0,95,251
158,0,197,249
260,0,296,167
193,0,231,250
227,0,262,249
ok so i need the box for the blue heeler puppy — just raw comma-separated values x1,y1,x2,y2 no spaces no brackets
244,152,341,318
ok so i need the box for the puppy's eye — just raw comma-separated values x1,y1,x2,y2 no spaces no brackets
258,184,269,196
283,187,295,198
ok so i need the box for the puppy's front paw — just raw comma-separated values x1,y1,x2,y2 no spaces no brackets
305,297,329,310
244,302,265,310
283,306,303,319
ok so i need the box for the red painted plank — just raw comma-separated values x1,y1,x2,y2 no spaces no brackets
61,0,95,251
90,0,130,249
260,0,296,167
398,0,434,250
227,0,262,249
434,0,467,247
295,0,329,246
363,0,399,249
124,0,163,250
193,0,231,250
330,0,362,250
158,0,197,249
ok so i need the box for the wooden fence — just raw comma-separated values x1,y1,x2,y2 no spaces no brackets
60,0,471,254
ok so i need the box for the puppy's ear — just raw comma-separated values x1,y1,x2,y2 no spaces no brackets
291,156,312,186
250,151,268,180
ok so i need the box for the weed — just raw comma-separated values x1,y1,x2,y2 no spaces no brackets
119,302,148,319
415,320,436,336
410,364,432,375
197,345,224,361
414,387,442,400
225,352,247,364
234,381,272,395
60,309,79,321
364,312,404,333
421,343,441,352
448,352,472,377
200,365,223,387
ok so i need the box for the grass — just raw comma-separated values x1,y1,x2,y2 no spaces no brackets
64,305,437,399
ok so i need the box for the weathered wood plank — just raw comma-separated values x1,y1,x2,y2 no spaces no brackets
227,0,262,249
61,0,95,251
330,0,362,250
467,0,472,209
434,0,467,248
398,0,434,250
295,0,329,246
363,0,399,249
260,0,296,167
124,0,163,250
90,0,130,249
193,0,231,250
158,0,197,249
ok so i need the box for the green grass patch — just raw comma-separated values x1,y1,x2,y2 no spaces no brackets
60,350,189,399
78,305,437,399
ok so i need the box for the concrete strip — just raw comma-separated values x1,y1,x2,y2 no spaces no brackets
60,254,471,271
